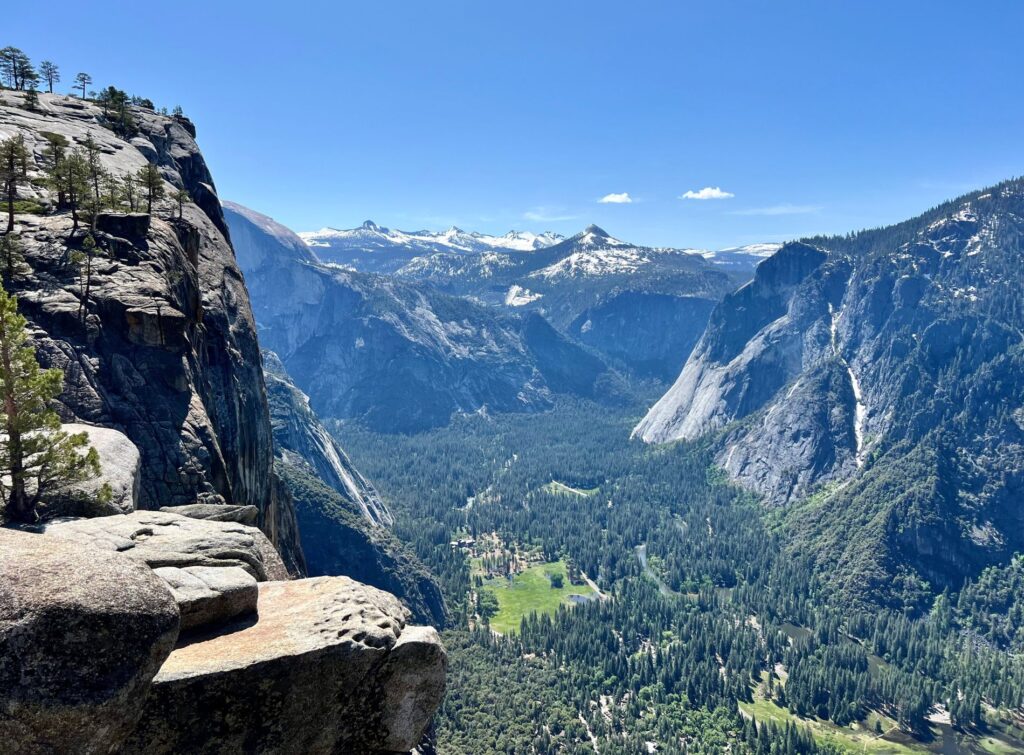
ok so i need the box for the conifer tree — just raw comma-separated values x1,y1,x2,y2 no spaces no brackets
74,71,92,99
76,233,103,322
0,287,100,523
23,84,39,112
0,47,32,90
0,234,24,282
57,148,90,237
1,134,30,234
121,173,138,212
41,133,69,207
172,188,190,219
81,133,104,206
138,163,165,214
38,60,59,93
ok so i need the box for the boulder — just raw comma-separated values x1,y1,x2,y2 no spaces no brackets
0,528,179,754
39,423,141,518
40,510,289,582
123,576,446,754
158,502,259,526
152,565,258,631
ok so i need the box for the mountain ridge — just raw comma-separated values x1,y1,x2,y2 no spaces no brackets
636,177,1024,606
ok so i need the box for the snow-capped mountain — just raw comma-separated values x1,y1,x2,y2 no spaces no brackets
295,217,777,380
298,221,563,272
529,225,706,280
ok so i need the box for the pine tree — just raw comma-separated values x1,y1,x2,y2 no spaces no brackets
121,173,138,212
74,71,92,99
1,134,30,234
38,60,59,93
138,163,165,214
41,133,69,207
0,287,100,523
76,233,104,322
102,174,123,211
82,133,103,207
57,148,90,237
172,188,190,219
0,47,32,90
23,83,39,112
0,234,24,282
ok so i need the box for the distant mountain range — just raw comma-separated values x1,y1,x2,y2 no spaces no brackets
299,221,564,273
225,203,628,433
296,220,774,380
300,219,777,278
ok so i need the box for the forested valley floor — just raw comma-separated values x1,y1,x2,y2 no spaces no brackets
337,398,1024,755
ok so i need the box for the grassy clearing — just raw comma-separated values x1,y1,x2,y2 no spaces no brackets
739,694,919,754
542,480,599,497
483,560,597,634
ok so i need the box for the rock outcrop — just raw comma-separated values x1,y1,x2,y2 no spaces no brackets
0,92,302,570
152,565,257,631
40,510,289,582
2,522,447,753
0,528,180,754
123,577,446,754
158,502,259,525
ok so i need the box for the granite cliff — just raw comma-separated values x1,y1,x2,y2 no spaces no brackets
0,91,303,568
0,89,446,751
636,180,1024,605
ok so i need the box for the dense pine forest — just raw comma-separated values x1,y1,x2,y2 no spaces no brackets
339,398,1024,754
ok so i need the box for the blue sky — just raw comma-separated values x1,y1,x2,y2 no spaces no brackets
8,1,1024,248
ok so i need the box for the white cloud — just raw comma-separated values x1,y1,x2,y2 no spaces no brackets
524,207,577,222
680,186,734,200
730,203,821,216
598,192,633,204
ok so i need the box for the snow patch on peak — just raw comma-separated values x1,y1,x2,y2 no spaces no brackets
298,222,564,254
505,285,543,307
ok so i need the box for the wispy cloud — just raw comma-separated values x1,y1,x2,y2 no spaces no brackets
524,206,577,222
598,192,633,204
730,203,821,216
680,186,734,200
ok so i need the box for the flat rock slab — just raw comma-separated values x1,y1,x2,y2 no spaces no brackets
40,510,289,582
0,528,179,754
124,576,446,754
158,503,260,526
153,565,257,631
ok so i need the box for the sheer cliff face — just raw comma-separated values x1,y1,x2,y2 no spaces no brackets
636,181,1024,602
263,350,392,528
0,93,302,571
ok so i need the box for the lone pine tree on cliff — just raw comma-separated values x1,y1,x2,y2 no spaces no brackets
74,71,92,99
0,287,100,523
38,60,59,93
